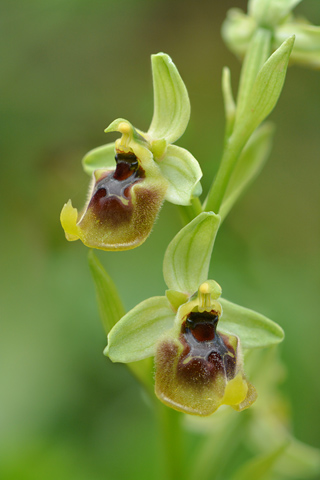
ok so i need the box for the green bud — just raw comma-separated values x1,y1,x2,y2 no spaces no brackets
248,0,302,29
223,4,320,70
275,19,320,69
222,8,256,58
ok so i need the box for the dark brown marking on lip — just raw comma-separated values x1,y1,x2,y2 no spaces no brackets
176,311,236,387
88,152,145,226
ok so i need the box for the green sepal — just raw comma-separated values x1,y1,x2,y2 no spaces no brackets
148,53,190,144
163,212,221,295
220,122,274,221
105,296,175,363
231,442,289,480
248,0,302,28
234,36,294,138
88,250,125,334
219,298,284,349
157,145,202,206
165,289,189,311
82,143,116,176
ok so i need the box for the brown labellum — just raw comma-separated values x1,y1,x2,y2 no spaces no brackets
76,151,167,250
155,309,255,416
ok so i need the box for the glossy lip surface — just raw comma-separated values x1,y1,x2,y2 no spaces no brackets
86,152,144,227
177,311,237,387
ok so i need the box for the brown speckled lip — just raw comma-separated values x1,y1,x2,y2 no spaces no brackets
176,311,236,387
87,152,145,226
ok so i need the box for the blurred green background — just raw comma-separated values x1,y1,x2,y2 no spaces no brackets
1,0,319,478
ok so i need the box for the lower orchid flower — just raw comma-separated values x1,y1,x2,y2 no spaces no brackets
155,281,257,415
103,213,284,416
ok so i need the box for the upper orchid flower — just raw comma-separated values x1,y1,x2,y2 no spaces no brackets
60,53,202,251
104,213,284,416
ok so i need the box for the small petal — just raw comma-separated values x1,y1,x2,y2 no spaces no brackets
165,289,189,311
60,200,81,241
157,145,202,206
148,53,190,144
82,142,117,176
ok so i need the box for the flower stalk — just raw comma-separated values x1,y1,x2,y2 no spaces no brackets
60,1,320,478
157,405,184,480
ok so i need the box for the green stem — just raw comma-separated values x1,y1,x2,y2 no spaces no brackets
178,196,203,225
157,404,184,480
128,363,184,479
204,28,272,214
127,357,155,400
203,130,248,213
188,410,249,480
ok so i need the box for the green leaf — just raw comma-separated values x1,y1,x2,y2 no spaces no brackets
88,250,125,334
219,298,284,349
157,145,202,206
88,230,154,389
105,296,175,363
82,143,116,175
234,36,294,138
235,28,272,124
231,443,289,480
248,0,302,28
163,212,221,295
148,52,190,144
220,122,274,221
